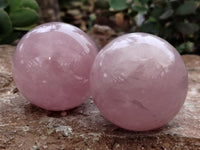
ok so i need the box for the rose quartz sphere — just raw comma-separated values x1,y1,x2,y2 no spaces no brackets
12,22,98,111
90,33,188,131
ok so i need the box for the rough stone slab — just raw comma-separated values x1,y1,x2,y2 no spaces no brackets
0,45,200,150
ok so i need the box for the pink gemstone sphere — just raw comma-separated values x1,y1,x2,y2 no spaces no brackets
12,22,98,111
90,33,188,131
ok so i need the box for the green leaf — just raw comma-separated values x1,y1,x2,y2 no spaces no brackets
176,1,198,15
14,24,36,31
177,22,199,35
151,7,163,18
0,31,21,44
0,0,7,9
0,9,12,38
9,7,38,27
140,0,149,5
6,0,22,12
110,0,128,10
184,41,194,53
176,42,194,53
148,17,157,22
176,43,185,53
132,5,147,14
95,0,109,9
159,9,174,19
139,22,160,34
21,0,39,12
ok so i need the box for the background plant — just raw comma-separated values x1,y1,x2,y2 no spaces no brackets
98,0,200,54
0,0,39,44
1,0,199,54
59,0,95,31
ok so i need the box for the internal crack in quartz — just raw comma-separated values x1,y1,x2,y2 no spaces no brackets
131,99,150,111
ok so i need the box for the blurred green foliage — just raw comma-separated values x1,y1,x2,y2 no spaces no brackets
1,0,199,54
59,0,200,53
0,0,39,44
106,0,200,54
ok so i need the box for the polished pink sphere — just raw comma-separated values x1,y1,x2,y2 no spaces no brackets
90,33,188,131
12,22,98,111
